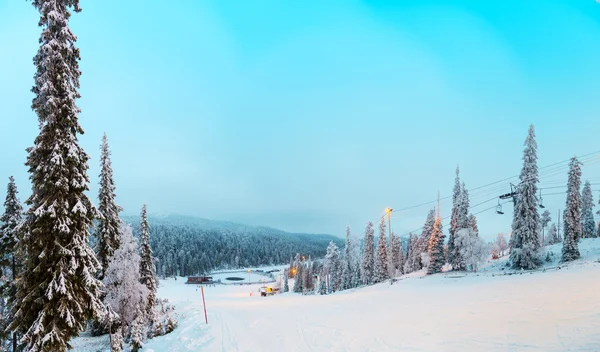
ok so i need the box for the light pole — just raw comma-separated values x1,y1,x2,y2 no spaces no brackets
248,269,251,283
385,208,393,238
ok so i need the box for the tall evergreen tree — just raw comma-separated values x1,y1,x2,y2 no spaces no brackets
418,209,436,268
374,218,389,283
562,157,582,262
139,205,157,322
451,183,470,270
403,234,420,274
97,133,122,280
324,241,341,292
318,269,327,295
510,124,542,270
361,222,375,285
581,181,595,239
9,1,105,350
341,227,353,290
293,262,303,293
546,223,560,245
283,274,289,292
598,195,600,238
467,214,478,237
427,215,446,274
448,166,461,268
389,233,402,276
0,177,23,352
539,210,552,245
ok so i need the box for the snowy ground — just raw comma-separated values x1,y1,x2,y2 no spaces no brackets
72,239,600,351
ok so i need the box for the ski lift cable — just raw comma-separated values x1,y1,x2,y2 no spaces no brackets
393,152,600,214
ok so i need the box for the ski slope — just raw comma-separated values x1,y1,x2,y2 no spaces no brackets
72,239,600,351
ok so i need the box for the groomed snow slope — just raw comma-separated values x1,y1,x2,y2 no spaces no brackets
73,239,600,351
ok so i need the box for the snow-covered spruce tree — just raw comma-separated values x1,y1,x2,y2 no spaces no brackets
0,177,23,351
546,223,558,245
283,274,289,292
451,184,470,270
129,315,146,352
448,166,461,269
9,1,105,350
455,228,486,272
325,241,341,292
318,269,327,295
539,210,552,245
97,133,123,280
293,262,303,293
467,214,478,237
374,218,389,283
387,233,402,277
510,124,542,270
597,196,600,238
361,222,375,285
581,181,595,239
139,205,157,323
341,227,353,290
427,215,445,274
562,157,582,262
403,234,420,274
103,225,149,338
417,209,436,269
110,328,124,352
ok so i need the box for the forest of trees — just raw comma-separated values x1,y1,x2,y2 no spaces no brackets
123,217,343,278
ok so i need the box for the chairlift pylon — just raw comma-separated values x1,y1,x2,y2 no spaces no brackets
496,199,504,215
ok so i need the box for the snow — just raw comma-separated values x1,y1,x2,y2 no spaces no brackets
71,239,600,351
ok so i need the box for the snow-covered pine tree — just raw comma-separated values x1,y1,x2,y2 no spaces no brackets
349,232,361,288
546,223,559,245
448,166,461,268
325,241,341,292
361,222,375,285
374,218,389,283
0,177,23,351
539,210,552,246
293,263,303,293
318,269,327,295
387,236,395,278
9,1,105,350
403,234,420,274
97,133,123,280
451,184,470,270
103,225,149,337
427,212,446,274
139,205,157,323
562,157,582,262
129,315,146,352
597,196,600,238
467,214,478,237
510,124,542,270
341,227,353,290
387,233,402,277
581,181,595,239
110,328,124,352
418,209,436,268
283,274,289,292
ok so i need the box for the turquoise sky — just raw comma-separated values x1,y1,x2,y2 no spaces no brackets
1,0,600,239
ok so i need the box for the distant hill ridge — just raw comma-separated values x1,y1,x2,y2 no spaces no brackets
120,213,336,238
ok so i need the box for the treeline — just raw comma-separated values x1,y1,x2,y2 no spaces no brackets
125,219,344,278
